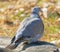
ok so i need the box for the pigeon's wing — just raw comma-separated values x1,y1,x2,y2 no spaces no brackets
11,18,30,43
22,17,44,38
16,18,30,33
11,17,44,44
11,36,15,44
20,17,44,43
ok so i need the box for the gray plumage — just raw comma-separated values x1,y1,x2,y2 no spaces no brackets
6,7,44,49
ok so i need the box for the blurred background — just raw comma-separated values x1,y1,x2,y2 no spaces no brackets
0,0,60,48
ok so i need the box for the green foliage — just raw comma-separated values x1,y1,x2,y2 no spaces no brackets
48,12,57,18
37,0,42,3
49,26,58,33
11,11,25,20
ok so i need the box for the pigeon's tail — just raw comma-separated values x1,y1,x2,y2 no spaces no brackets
6,43,18,49
6,36,18,49
6,37,24,49
6,41,28,50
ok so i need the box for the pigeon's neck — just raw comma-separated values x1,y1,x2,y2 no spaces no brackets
30,12,40,18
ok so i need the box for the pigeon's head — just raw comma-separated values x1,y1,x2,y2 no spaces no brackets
32,7,41,14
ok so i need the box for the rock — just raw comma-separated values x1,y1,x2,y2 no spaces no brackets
0,47,21,52
0,40,59,52
0,48,14,52
21,41,59,52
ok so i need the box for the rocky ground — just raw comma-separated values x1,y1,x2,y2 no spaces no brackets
0,37,22,52
0,37,60,52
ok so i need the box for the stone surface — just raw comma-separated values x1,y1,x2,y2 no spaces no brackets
21,41,59,52
0,48,14,52
0,37,59,52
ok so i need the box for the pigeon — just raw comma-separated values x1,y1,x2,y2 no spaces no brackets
6,7,44,49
